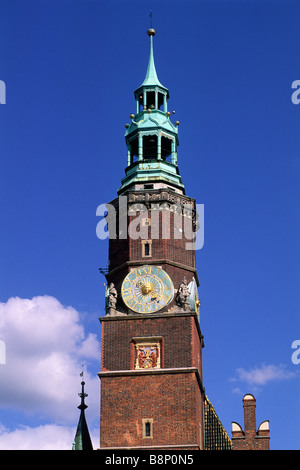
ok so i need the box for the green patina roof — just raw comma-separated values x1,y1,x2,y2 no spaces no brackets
139,33,168,92
125,110,178,140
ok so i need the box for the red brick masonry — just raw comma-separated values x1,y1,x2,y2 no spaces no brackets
231,394,270,450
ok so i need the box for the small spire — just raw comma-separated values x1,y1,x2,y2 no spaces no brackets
72,372,93,450
141,27,166,90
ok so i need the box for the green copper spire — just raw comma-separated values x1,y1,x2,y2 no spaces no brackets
118,28,184,195
140,28,167,92
72,379,93,450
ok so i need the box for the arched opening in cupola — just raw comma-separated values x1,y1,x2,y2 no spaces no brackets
143,135,157,160
137,90,166,112
146,91,155,110
130,138,139,163
161,136,172,162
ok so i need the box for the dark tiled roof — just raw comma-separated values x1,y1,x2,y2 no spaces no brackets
204,397,232,450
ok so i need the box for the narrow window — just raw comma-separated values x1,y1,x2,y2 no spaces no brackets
142,239,152,257
142,418,153,438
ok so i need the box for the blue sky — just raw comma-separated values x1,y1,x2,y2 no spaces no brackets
0,0,299,450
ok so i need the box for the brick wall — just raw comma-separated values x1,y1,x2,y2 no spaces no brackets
100,314,202,373
105,189,199,315
100,372,203,449
99,313,204,450
107,190,197,277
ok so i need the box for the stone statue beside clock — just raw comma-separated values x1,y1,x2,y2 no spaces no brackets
105,265,199,315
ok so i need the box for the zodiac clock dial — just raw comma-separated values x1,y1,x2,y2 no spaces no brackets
121,265,174,314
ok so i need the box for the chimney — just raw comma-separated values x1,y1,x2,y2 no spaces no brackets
231,394,270,450
243,394,256,439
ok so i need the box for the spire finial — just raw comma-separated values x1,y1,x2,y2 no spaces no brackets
147,27,156,37
147,27,156,36
147,10,156,37
78,368,88,411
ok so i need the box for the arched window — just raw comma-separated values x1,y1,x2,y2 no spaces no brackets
143,135,157,160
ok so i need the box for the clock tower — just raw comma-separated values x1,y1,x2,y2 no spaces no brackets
98,28,205,450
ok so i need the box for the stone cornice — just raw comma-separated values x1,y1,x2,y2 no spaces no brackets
106,259,199,286
111,186,196,207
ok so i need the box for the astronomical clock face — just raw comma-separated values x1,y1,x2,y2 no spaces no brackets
121,265,174,314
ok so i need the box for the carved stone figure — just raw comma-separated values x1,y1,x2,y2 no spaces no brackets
108,283,117,309
176,277,190,309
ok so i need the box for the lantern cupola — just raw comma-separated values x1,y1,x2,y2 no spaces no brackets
119,28,185,195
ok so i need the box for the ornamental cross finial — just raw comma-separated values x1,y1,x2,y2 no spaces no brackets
78,367,88,410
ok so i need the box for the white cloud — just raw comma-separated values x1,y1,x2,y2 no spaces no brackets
232,363,296,386
78,333,100,359
0,423,99,450
0,295,100,448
